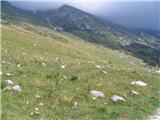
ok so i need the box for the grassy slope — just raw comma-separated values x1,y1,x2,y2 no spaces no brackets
1,24,160,120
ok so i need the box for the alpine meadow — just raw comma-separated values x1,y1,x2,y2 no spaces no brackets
1,1,160,120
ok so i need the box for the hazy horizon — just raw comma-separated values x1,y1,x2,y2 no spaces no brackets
7,0,160,32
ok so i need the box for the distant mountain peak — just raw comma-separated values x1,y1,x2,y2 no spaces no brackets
56,4,87,15
60,4,74,8
49,4,106,31
58,4,79,10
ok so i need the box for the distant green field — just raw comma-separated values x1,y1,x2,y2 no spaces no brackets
1,24,160,120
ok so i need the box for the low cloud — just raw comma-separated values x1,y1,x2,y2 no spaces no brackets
9,1,159,32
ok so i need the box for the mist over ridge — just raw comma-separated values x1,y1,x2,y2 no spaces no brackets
8,0,160,32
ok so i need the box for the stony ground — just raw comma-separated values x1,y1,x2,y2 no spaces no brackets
146,108,160,120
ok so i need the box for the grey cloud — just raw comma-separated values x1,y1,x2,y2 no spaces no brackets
9,1,160,32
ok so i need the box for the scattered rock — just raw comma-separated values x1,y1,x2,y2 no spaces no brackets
30,108,40,116
23,75,27,77
22,101,29,104
5,49,8,53
3,86,12,91
0,71,2,76
102,71,107,74
34,43,37,47
17,64,21,68
129,90,139,95
30,111,40,116
8,62,11,65
95,65,101,69
90,90,105,99
130,61,134,64
42,63,46,67
40,57,43,60
61,65,66,69
111,95,126,102
131,81,147,87
76,87,80,90
97,83,102,87
5,73,13,77
34,111,40,115
92,97,97,100
63,75,67,79
155,70,160,74
4,85,21,92
120,55,123,58
30,112,34,116
145,107,160,120
54,26,63,31
4,80,14,85
35,107,39,111
38,102,44,106
73,101,78,109
12,85,22,92
2,60,6,64
22,52,27,56
35,95,41,98
55,57,59,62
26,101,29,104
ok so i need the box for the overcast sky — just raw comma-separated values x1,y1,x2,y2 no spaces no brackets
7,0,160,32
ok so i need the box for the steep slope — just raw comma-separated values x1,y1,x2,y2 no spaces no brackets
1,1,160,66
1,1,49,27
1,23,160,120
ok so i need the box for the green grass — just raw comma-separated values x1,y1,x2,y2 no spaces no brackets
1,24,160,120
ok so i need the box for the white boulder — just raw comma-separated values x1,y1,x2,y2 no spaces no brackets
61,65,66,69
30,111,40,116
35,107,39,111
42,63,46,67
12,85,22,92
17,64,21,68
73,101,78,109
55,57,59,62
95,65,101,69
129,90,139,95
26,101,29,104
155,70,160,74
34,43,37,47
102,71,107,74
3,86,12,91
131,81,147,87
2,60,6,64
38,102,44,106
63,75,67,79
90,90,105,99
5,49,8,53
111,95,126,102
34,111,40,115
4,85,22,92
35,95,41,98
40,57,43,60
4,80,14,85
6,73,13,77
0,71,2,76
